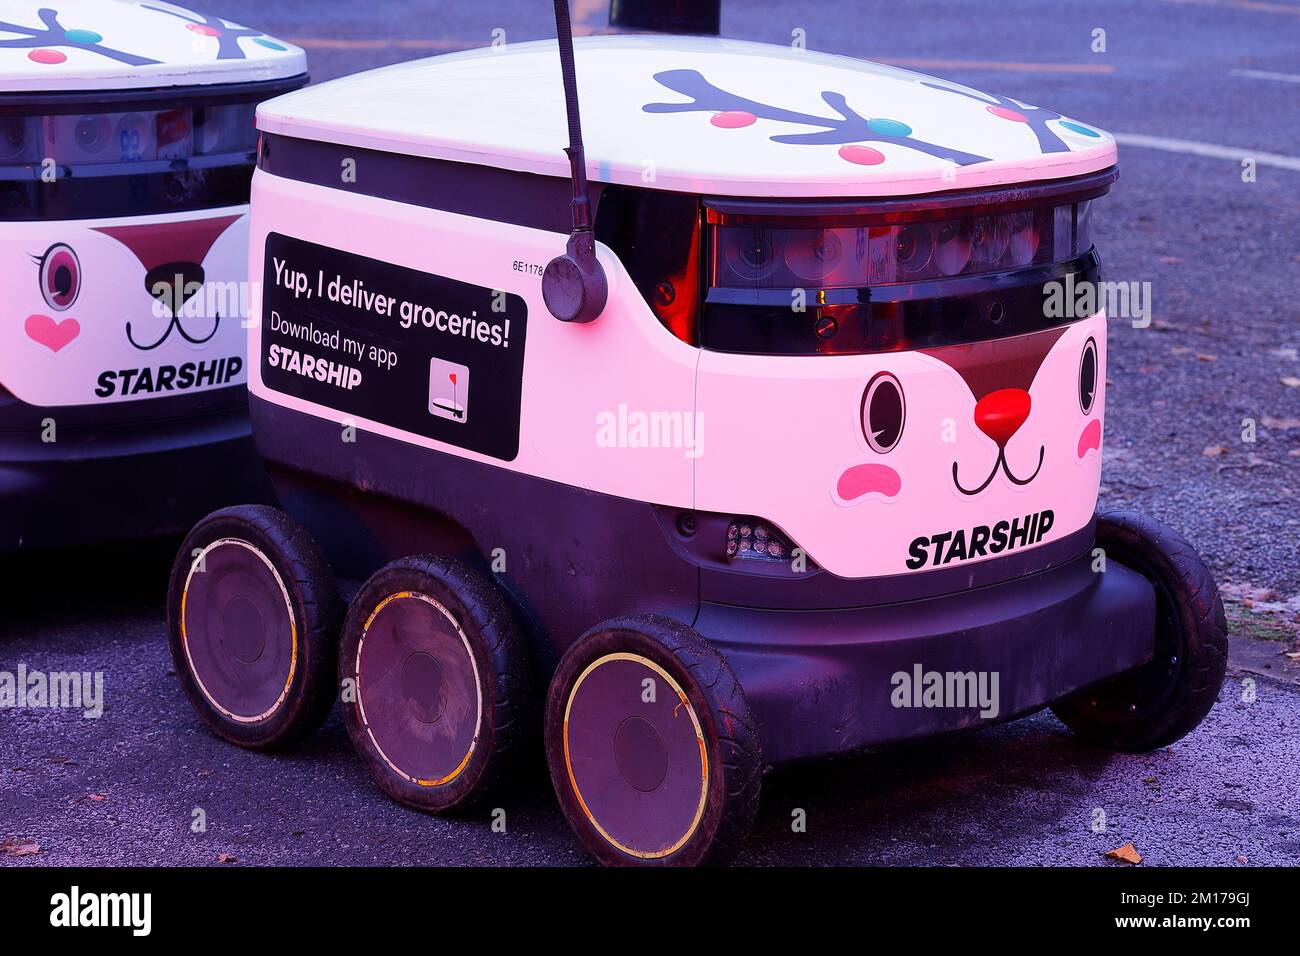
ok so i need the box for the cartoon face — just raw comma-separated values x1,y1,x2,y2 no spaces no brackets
695,314,1106,579
2,208,250,407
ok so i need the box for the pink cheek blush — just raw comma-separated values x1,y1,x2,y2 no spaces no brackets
711,110,756,128
1077,418,1102,458
837,463,902,501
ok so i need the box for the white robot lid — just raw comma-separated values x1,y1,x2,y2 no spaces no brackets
0,0,305,92
256,34,1116,199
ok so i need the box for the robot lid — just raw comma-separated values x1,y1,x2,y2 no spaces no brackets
0,0,305,92
255,34,1116,199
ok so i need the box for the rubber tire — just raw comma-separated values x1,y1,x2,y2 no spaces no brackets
166,505,342,750
544,614,762,867
339,555,528,813
1052,510,1228,752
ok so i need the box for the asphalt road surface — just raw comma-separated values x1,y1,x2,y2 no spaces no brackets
3,0,1298,866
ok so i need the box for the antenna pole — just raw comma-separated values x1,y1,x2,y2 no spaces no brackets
553,0,592,233
542,0,608,323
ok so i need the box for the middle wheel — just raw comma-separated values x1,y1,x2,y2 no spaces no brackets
339,555,528,812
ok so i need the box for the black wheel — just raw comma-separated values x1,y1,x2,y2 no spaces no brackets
544,614,762,867
1052,511,1227,752
167,505,342,750
339,555,528,813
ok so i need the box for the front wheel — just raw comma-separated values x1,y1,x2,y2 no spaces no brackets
544,615,762,866
1052,511,1227,752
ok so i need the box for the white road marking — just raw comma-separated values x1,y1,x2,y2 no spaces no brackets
1113,133,1300,171
1229,68,1300,84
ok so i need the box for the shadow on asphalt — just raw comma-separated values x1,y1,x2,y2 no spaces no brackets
746,716,1118,864
1,536,180,635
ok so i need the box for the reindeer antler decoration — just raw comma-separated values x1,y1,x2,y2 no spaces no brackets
643,68,991,167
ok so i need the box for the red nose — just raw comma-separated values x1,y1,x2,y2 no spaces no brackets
974,388,1031,447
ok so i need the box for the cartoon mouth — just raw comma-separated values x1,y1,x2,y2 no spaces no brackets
126,311,222,351
952,445,1045,496
836,462,902,502
1077,418,1101,458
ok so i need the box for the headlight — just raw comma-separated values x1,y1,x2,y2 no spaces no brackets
726,519,795,561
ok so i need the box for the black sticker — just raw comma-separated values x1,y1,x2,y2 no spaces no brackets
260,232,527,461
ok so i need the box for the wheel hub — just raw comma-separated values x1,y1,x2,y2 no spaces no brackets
564,654,707,859
400,650,446,724
614,716,668,793
222,595,267,663
181,538,296,723
356,593,481,786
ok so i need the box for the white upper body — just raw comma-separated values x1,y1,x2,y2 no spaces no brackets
0,0,304,91
257,34,1116,198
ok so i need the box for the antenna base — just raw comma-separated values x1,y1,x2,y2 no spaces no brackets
543,233,607,323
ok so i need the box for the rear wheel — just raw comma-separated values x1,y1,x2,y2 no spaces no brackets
339,556,528,812
166,505,342,750
1052,511,1227,752
545,615,762,866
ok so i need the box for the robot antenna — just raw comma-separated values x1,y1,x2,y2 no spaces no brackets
541,0,609,324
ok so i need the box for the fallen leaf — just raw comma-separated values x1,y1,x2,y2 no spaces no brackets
0,839,40,857
1105,842,1142,865
1171,346,1193,355
1196,353,1218,362
1283,377,1300,388
88,794,106,802
1202,445,1227,457
217,852,238,864
1236,854,1249,865
1262,417,1300,430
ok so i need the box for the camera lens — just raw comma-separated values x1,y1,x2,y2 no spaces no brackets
971,214,1011,265
740,235,773,270
934,221,972,276
1008,211,1040,266
0,118,29,161
785,229,843,282
725,228,780,282
75,115,110,154
895,224,933,274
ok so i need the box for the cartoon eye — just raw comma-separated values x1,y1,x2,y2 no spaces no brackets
861,371,905,454
38,244,81,312
1079,337,1098,414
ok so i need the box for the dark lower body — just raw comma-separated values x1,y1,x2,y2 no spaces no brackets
0,386,273,552
162,395,1223,866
